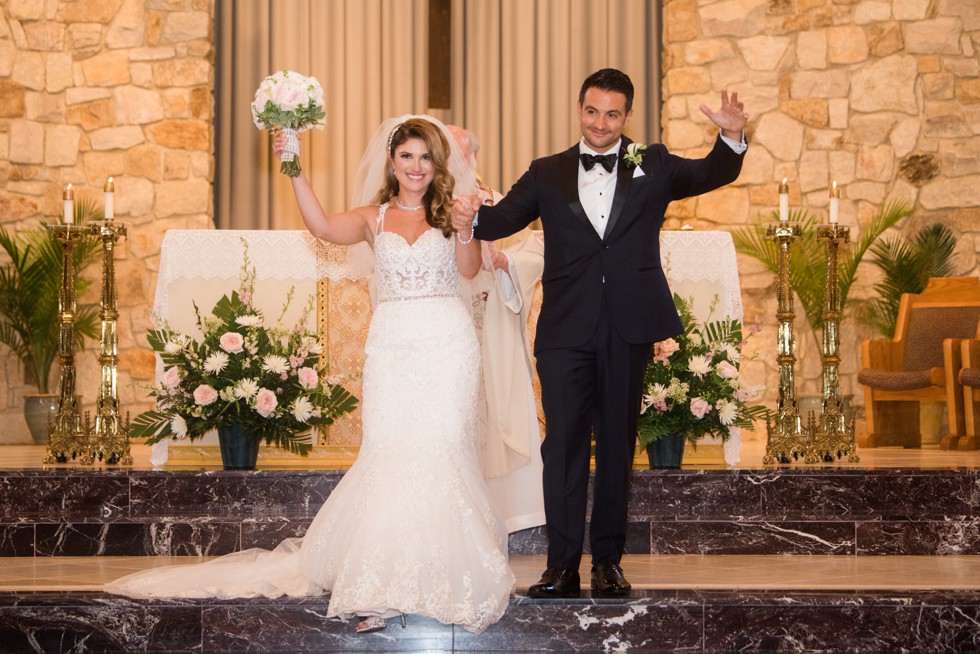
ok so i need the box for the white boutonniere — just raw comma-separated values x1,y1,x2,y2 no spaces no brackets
624,142,646,168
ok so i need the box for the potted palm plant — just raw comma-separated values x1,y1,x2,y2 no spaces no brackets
0,201,101,443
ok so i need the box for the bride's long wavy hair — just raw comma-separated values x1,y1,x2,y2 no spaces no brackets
373,118,455,237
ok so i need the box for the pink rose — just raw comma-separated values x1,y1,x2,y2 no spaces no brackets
162,366,180,388
255,388,278,418
219,332,244,354
192,384,218,406
716,360,738,379
297,367,318,389
690,397,711,419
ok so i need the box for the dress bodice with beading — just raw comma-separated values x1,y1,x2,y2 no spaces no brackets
373,203,459,303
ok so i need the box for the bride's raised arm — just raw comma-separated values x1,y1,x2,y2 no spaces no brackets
273,132,373,246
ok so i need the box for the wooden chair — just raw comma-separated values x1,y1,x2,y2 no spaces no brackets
957,328,980,450
941,321,980,450
858,277,980,448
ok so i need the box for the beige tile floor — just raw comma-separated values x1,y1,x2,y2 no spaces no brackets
2,554,980,593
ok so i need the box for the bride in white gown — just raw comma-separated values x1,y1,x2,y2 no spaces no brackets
105,116,516,635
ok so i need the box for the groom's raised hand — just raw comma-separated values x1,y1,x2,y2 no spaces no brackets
699,90,749,142
451,195,481,232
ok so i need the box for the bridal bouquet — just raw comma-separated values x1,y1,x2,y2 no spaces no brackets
127,242,358,455
638,294,767,447
251,70,326,177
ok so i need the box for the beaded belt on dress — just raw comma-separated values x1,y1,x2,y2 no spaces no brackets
378,292,459,303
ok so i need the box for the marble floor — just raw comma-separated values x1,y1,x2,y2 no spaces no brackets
3,553,980,594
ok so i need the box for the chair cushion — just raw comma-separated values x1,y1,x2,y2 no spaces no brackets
903,306,980,370
961,367,980,388
858,368,934,390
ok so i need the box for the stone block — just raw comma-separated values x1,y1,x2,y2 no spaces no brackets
65,87,111,106
163,150,191,179
125,144,163,181
9,120,44,165
664,121,709,150
798,150,828,193
922,73,955,100
114,86,165,124
854,1,890,25
66,23,103,49
82,152,127,182
119,348,156,380
789,70,849,99
113,257,148,308
939,138,980,176
154,179,209,217
665,0,699,42
161,10,210,43
0,80,26,117
888,118,920,158
0,194,38,222
189,87,211,119
11,50,44,91
44,52,72,93
919,175,980,209
7,0,44,19
149,119,209,150
89,126,145,151
190,151,210,177
44,125,81,167
868,23,904,57
737,147,774,185
684,39,732,65
151,57,211,86
163,88,189,117
0,38,15,77
24,92,65,122
700,0,765,37
955,79,980,104
666,67,712,94
828,98,848,129
116,175,155,218
737,35,791,71
827,25,869,64
923,107,971,138
849,115,896,145
107,0,147,49
753,112,804,161
81,51,131,86
66,99,116,130
850,55,918,113
23,21,65,51
941,0,980,31
828,151,856,185
131,62,153,87
129,46,176,61
904,18,962,54
855,144,895,182
58,0,125,23
796,30,826,70
783,99,828,127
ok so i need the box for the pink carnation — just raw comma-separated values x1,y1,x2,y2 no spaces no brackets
653,338,680,364
192,384,218,406
690,397,712,419
255,388,278,418
297,367,318,389
219,332,244,354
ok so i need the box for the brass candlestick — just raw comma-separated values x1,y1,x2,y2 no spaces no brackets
763,222,808,464
810,224,859,463
42,224,90,464
87,220,132,465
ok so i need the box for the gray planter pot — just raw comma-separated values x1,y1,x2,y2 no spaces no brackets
23,394,60,444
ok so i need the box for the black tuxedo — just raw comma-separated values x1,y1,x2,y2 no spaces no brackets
475,135,745,570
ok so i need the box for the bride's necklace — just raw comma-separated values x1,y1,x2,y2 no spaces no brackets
395,197,424,211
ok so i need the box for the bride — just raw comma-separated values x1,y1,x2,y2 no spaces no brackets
105,116,516,635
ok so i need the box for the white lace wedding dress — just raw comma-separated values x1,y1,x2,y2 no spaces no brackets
105,204,515,634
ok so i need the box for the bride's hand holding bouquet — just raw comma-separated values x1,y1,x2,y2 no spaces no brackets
251,70,326,177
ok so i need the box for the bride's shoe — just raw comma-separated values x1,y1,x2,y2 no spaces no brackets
355,616,386,634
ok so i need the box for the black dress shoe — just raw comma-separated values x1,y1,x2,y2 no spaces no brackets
591,562,631,597
527,567,581,598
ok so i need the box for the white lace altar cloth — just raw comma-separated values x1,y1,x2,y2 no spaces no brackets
661,229,744,467
148,229,745,467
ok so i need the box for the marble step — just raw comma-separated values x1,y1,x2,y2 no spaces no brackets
1,588,979,653
3,467,979,557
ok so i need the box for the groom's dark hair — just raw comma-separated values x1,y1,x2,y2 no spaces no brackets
579,68,634,112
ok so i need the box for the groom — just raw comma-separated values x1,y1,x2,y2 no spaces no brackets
452,68,748,597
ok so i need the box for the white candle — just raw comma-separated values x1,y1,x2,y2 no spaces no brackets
829,181,840,224
778,178,789,223
63,184,74,224
104,177,114,220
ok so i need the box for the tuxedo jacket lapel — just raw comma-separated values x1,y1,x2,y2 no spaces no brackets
603,140,634,240
558,146,598,238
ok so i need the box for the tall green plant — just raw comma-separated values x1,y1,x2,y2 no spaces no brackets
732,198,914,352
0,200,101,393
857,223,957,338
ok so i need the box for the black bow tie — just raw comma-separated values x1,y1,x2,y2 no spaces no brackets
580,152,617,173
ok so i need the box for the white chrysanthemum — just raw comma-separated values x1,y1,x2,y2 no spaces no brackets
717,399,738,426
292,396,314,423
687,354,712,377
204,351,229,374
724,343,741,362
170,415,188,439
689,333,703,347
262,355,289,374
235,315,262,327
235,379,259,399
163,340,184,354
301,336,323,355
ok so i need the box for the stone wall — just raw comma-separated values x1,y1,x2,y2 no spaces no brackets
0,0,214,443
661,0,980,423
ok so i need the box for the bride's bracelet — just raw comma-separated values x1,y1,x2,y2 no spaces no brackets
456,225,475,244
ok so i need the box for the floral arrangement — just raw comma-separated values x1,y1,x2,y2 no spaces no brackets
638,293,766,448
251,70,327,177
624,142,646,168
126,242,358,455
